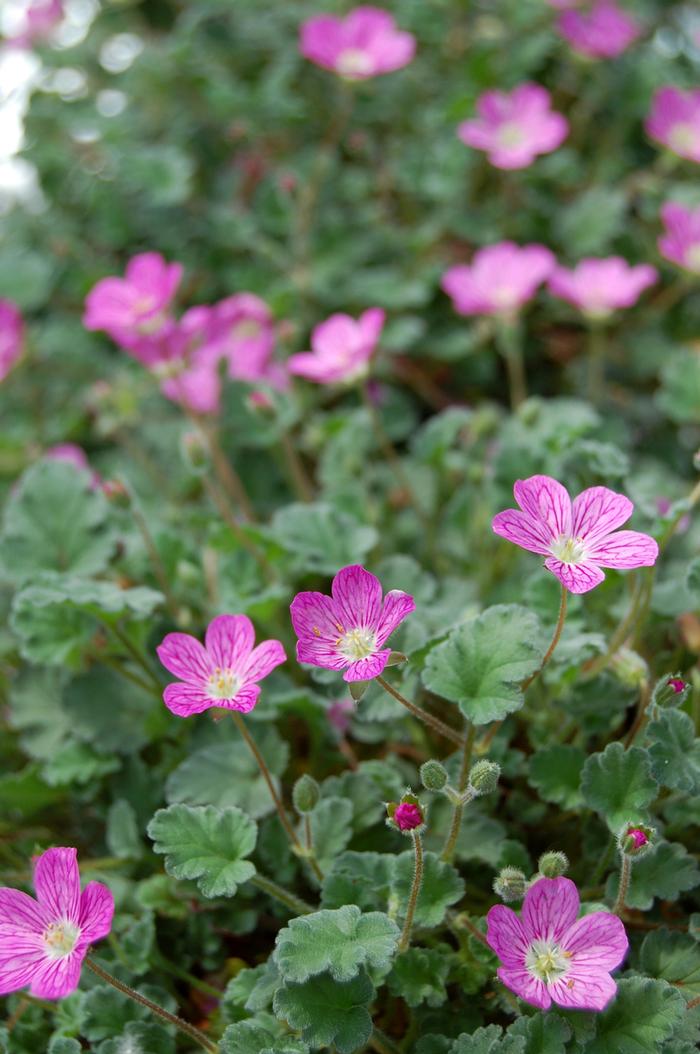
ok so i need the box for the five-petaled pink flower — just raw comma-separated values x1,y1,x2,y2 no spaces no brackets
556,1,640,59
157,615,286,717
0,299,23,382
458,84,568,170
83,252,183,355
290,564,415,682
0,847,113,1000
442,243,555,318
212,293,277,383
300,6,415,80
487,876,628,1011
646,88,700,164
492,475,659,593
548,257,657,318
658,202,700,274
288,309,385,385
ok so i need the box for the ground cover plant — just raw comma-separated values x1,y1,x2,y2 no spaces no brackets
1,0,700,1051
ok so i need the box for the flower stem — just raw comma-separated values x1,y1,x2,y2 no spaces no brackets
495,319,527,410
231,713,323,882
398,831,424,952
131,499,179,618
202,474,277,584
687,994,700,1010
250,873,315,915
376,676,465,747
84,957,218,1053
104,621,163,695
613,855,632,916
582,575,645,680
623,679,652,749
440,722,475,863
522,583,568,691
200,420,257,523
278,429,314,502
303,815,324,881
370,1027,403,1054
586,323,607,404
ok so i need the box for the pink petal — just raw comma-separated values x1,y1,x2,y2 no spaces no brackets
30,951,84,1000
561,911,628,970
0,887,49,935
33,848,81,924
342,649,391,681
0,948,46,997
486,905,529,968
521,877,579,944
205,614,255,671
217,685,260,713
513,476,572,539
157,632,212,684
291,591,342,642
497,966,551,1009
548,968,617,1011
297,639,347,670
240,640,286,683
79,882,114,945
544,558,605,594
331,565,383,630
163,683,214,718
375,590,416,647
357,308,385,347
491,509,555,555
586,530,658,570
571,486,633,546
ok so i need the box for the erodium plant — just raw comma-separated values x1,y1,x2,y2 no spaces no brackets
1,2,700,1053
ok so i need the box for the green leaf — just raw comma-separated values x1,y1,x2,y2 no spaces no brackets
220,1017,308,1054
8,667,72,761
62,667,156,755
586,977,685,1054
48,1041,83,1054
96,1020,175,1053
166,728,289,819
581,742,658,832
658,350,700,425
640,929,700,999
106,799,142,859
81,986,145,1042
422,605,544,725
607,841,700,911
0,462,114,584
148,804,257,898
273,904,399,983
528,745,585,809
451,1025,526,1053
321,851,395,913
270,502,378,575
387,947,451,1007
392,850,465,927
507,1013,571,1054
647,709,700,793
273,971,375,1054
308,797,354,872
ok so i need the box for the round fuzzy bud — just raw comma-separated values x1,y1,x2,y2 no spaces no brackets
292,774,320,815
493,867,528,903
393,802,424,831
617,822,654,858
420,760,448,792
468,760,500,796
610,647,648,688
538,851,569,879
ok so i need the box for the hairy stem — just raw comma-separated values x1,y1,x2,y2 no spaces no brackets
613,855,632,916
522,584,567,692
624,679,652,748
440,722,475,863
398,832,424,952
202,475,276,584
376,676,465,747
250,873,315,915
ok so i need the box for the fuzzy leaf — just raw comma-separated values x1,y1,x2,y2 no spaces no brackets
528,745,585,809
640,929,700,998
321,851,395,913
451,1025,526,1053
273,971,375,1054
97,1020,175,1053
271,503,378,575
581,742,657,832
392,850,465,927
607,841,700,911
274,905,399,983
507,1013,571,1054
148,804,257,898
387,947,451,1007
220,1017,308,1054
586,977,685,1054
308,797,354,872
422,605,544,725
647,709,700,793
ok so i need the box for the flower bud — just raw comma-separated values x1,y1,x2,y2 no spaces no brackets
420,760,448,792
101,478,131,508
348,679,369,702
180,429,209,473
537,851,569,878
617,822,654,858
652,673,689,708
386,651,408,667
493,867,528,902
292,774,320,815
667,678,686,694
468,760,500,796
387,792,425,834
610,647,648,689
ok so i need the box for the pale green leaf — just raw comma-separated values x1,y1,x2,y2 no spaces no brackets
274,904,399,983
273,971,375,1054
581,742,658,832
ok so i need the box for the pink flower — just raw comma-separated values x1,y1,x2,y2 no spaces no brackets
0,299,23,382
150,307,223,414
290,564,415,682
393,803,423,831
157,614,286,717
300,6,415,80
624,826,649,849
658,202,700,273
83,253,183,354
548,257,657,318
667,678,686,694
288,308,385,385
212,293,276,382
0,847,113,1000
646,88,700,164
442,243,555,317
5,0,63,49
492,475,659,593
458,84,568,170
557,1,640,59
487,876,628,1011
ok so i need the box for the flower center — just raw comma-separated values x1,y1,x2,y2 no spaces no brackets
497,122,526,149
550,534,587,565
336,48,374,78
338,626,377,660
44,921,80,959
207,666,241,699
525,939,571,984
669,122,699,156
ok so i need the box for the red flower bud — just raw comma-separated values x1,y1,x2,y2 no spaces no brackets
394,802,423,831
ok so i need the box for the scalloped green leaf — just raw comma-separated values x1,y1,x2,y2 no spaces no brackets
392,850,464,927
528,745,585,809
640,929,700,999
308,797,354,872
647,709,700,793
606,841,700,911
586,977,685,1054
581,742,658,832
270,503,378,575
273,971,375,1054
387,946,451,1007
273,905,399,983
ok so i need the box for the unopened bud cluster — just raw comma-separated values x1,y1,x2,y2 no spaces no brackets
419,757,500,805
468,760,500,796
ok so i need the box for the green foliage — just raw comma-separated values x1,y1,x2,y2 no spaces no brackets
640,929,700,999
271,503,378,574
422,605,544,725
148,803,257,898
607,841,700,911
450,1025,525,1054
308,796,354,871
646,709,700,793
392,850,465,926
273,905,399,983
585,978,686,1054
581,742,658,832
387,947,451,1007
507,1014,571,1054
220,1017,308,1054
528,745,585,809
273,971,375,1054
